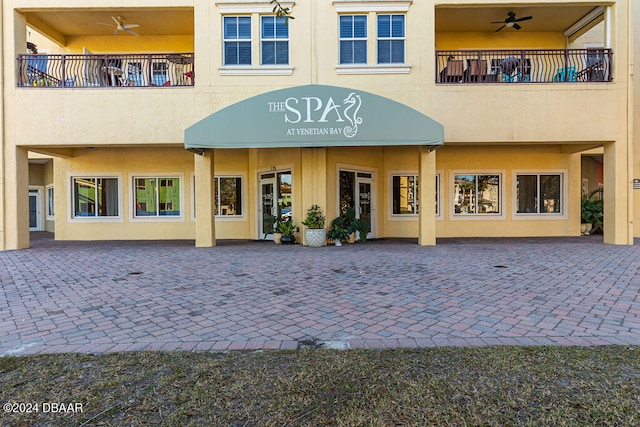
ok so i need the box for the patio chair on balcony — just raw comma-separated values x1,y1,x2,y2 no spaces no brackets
466,59,487,82
554,66,577,82
443,59,464,82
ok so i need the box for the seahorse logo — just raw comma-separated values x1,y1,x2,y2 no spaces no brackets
342,93,362,138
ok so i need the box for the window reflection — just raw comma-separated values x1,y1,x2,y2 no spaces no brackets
454,174,500,215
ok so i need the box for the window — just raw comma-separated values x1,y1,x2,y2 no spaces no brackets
72,177,119,217
391,174,440,216
134,177,181,217
377,15,405,64
392,175,417,215
517,174,562,214
46,186,54,218
261,16,289,65
224,16,252,65
453,174,501,215
215,177,243,216
339,15,367,64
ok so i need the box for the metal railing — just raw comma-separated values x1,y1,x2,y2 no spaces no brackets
436,49,612,84
17,53,195,88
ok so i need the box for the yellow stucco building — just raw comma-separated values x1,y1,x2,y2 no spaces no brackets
0,0,636,249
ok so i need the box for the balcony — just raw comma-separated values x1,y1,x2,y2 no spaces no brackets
436,49,612,84
17,53,194,88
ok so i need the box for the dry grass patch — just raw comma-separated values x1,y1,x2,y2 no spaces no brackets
1,346,639,426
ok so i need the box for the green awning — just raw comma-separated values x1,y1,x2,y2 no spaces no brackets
185,84,444,149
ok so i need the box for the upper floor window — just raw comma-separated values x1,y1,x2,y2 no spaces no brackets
339,15,367,64
377,15,405,64
224,16,252,65
261,16,289,65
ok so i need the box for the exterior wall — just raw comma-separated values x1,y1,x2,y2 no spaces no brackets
0,0,635,247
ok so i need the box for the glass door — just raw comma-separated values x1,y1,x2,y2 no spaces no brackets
29,190,41,231
339,170,374,239
260,174,276,239
357,178,373,239
260,170,293,239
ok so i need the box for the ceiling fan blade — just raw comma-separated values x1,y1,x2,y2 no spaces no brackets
113,29,120,35
111,16,119,25
124,28,140,36
123,23,140,29
514,16,533,22
495,24,506,32
513,23,522,30
490,20,506,24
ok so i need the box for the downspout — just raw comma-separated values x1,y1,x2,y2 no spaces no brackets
0,0,6,249
627,1,634,243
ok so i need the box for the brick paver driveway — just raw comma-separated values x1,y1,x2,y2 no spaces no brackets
1,233,640,355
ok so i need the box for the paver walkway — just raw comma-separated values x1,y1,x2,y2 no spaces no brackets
1,233,640,356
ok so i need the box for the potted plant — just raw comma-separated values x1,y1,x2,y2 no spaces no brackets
263,215,277,240
273,220,283,244
352,218,371,242
581,188,603,235
327,217,349,246
278,218,296,245
301,204,326,247
341,207,358,243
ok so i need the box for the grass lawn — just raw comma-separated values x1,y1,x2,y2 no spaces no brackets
1,346,639,426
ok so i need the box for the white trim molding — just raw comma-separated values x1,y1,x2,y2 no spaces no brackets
449,170,506,221
216,0,295,14
333,0,412,13
219,65,294,76
511,169,568,221
336,64,411,75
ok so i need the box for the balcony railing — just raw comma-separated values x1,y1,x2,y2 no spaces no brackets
17,53,194,88
436,49,612,84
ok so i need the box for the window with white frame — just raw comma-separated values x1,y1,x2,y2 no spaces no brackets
72,177,119,218
391,174,440,216
215,177,243,216
261,16,289,65
46,186,54,219
516,174,562,214
453,174,501,215
392,175,417,215
224,16,252,65
339,15,367,64
134,177,181,217
377,15,405,64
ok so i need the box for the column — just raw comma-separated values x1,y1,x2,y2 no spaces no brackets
1,146,30,249
603,141,633,244
300,147,327,245
418,147,436,246
194,149,216,247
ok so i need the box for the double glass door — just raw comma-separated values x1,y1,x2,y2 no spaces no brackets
339,170,374,239
259,171,292,239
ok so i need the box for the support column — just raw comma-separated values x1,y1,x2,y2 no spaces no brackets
194,149,216,247
603,141,633,244
418,147,436,246
300,147,327,245
2,146,30,250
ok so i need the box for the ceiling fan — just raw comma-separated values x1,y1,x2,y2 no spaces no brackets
98,16,140,36
492,11,533,32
